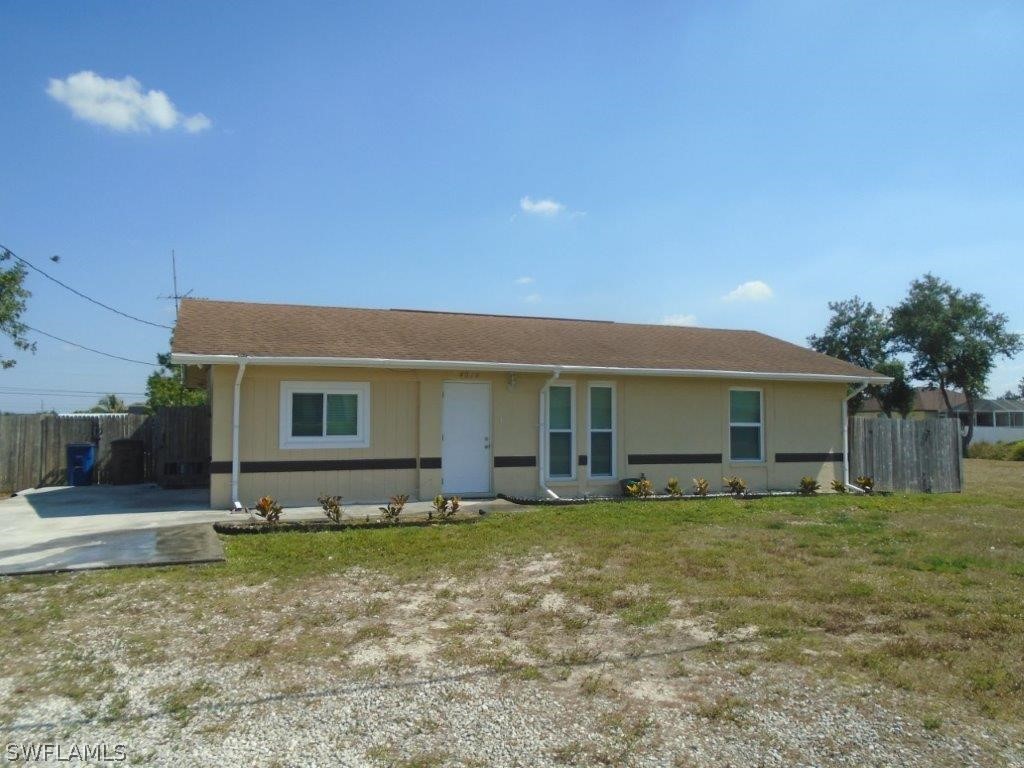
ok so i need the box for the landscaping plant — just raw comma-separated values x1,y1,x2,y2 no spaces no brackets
854,475,875,494
253,495,283,524
830,479,848,494
665,478,683,497
625,476,654,498
379,494,408,524
692,477,709,497
448,496,461,515
722,476,747,497
431,494,447,520
317,495,343,524
798,476,820,495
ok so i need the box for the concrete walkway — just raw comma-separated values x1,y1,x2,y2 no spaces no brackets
0,485,516,575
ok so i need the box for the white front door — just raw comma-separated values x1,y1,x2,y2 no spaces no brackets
442,381,491,494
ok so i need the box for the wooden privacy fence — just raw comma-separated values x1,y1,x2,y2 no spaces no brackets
0,406,210,493
849,417,963,493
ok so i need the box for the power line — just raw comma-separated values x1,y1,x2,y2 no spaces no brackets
0,385,146,396
0,390,144,399
0,243,173,330
25,326,156,366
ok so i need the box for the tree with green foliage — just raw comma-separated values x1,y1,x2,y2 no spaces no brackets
890,274,1022,449
89,394,127,413
872,359,916,418
807,297,914,416
1002,377,1024,401
146,351,206,410
0,248,34,369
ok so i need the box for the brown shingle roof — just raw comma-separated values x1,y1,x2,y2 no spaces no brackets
861,388,967,413
171,298,885,380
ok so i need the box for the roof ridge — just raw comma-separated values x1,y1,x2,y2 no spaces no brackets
180,297,758,334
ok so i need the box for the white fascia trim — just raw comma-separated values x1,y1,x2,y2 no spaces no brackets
170,353,894,384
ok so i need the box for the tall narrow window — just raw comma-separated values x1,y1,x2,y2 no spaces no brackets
729,389,763,462
548,384,574,479
589,384,614,478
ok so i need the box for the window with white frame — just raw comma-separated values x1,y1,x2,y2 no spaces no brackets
729,388,763,462
588,383,615,478
547,384,574,479
279,381,370,449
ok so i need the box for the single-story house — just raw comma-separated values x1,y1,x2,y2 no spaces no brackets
859,387,967,419
952,398,1024,444
170,298,890,508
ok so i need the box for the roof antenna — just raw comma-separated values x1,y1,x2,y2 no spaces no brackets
158,249,193,322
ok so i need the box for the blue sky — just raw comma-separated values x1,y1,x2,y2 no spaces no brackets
1,1,1021,412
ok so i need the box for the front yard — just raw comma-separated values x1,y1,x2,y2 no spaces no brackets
1,460,1022,766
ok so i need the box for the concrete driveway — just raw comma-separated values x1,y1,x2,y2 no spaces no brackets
0,485,230,576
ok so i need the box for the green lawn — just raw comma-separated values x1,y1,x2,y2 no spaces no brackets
2,459,1023,725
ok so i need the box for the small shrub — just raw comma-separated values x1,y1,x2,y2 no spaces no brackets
378,494,408,524
625,476,654,498
854,475,874,493
692,477,710,496
431,494,457,521
830,479,848,494
967,441,1010,460
430,494,447,521
798,476,820,496
317,494,343,523
253,495,283,524
665,477,682,497
967,440,1024,461
723,476,747,496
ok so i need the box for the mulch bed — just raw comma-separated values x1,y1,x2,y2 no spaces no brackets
214,514,486,535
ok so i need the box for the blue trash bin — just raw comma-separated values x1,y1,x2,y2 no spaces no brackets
66,443,96,486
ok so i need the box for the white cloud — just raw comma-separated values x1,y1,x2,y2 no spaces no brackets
182,113,212,134
514,276,535,285
523,293,542,304
520,196,565,216
661,313,698,326
722,280,774,302
47,71,211,133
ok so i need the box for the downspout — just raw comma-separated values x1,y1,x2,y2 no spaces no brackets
230,358,248,507
843,382,869,493
539,368,562,499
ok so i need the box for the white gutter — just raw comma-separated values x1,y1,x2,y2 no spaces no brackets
843,382,870,493
538,369,561,499
171,353,892,385
230,358,247,506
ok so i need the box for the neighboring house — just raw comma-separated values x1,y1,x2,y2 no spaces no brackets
859,387,967,420
170,299,889,508
860,387,1024,443
952,398,1024,444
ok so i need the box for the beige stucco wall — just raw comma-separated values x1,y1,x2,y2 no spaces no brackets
208,364,847,507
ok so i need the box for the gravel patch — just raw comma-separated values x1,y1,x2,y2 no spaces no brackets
2,556,1022,767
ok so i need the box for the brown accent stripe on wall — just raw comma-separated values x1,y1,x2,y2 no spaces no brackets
628,453,722,465
494,455,536,468
419,457,442,469
210,458,418,474
775,452,844,463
